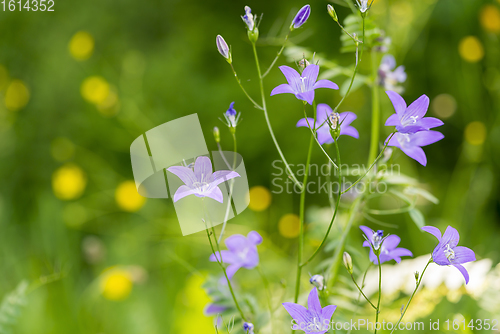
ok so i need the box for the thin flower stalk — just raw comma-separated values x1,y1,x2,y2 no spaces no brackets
262,31,291,78
374,252,382,334
368,50,381,164
349,271,376,309
229,63,263,110
218,132,238,243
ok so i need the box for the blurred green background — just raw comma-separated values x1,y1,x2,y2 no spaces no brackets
0,0,499,333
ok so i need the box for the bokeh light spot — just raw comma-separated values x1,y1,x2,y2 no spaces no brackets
431,94,457,119
458,36,484,63
115,180,146,212
52,164,87,200
278,213,300,238
465,121,487,146
81,76,110,105
100,268,133,301
4,79,30,111
175,275,213,333
69,31,94,61
480,5,500,33
248,186,272,211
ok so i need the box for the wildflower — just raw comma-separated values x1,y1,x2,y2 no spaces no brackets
209,231,263,280
296,103,358,143
216,35,231,63
204,303,227,316
243,322,254,334
283,288,337,334
360,226,413,264
271,65,338,105
291,5,311,30
343,252,353,274
327,4,338,22
223,102,240,129
421,225,476,284
166,156,240,203
242,6,255,31
356,0,369,13
378,55,406,93
309,274,324,290
385,130,444,166
385,91,444,134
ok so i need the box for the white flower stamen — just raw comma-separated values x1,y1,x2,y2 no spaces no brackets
444,244,455,261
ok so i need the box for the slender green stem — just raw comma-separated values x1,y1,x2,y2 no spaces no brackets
349,273,377,309
262,31,290,78
368,50,381,164
374,252,382,334
252,42,303,190
390,258,433,334
347,264,372,334
257,264,273,330
218,132,238,243
301,139,342,266
230,63,262,110
342,132,395,194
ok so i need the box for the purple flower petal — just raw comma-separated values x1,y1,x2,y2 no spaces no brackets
313,79,339,90
212,170,240,187
418,117,444,129
204,186,224,203
453,264,470,284
381,55,396,70
307,288,322,317
173,185,196,202
317,130,333,145
316,104,332,124
321,305,337,321
382,235,401,249
453,246,476,264
271,83,295,96
404,94,430,120
393,66,407,82
194,156,213,183
282,302,310,328
278,66,301,92
209,250,237,264
359,225,374,244
339,126,359,139
297,90,315,105
400,145,427,166
421,226,442,241
247,231,263,245
225,263,242,280
386,133,401,148
204,303,227,316
292,4,311,29
241,250,259,268
432,245,451,266
390,247,413,258
411,130,444,147
339,112,356,127
386,91,407,116
225,234,249,252
302,64,320,90
441,226,460,248
385,113,400,126
166,166,196,187
296,117,316,129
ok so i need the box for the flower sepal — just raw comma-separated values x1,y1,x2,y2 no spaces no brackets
247,27,259,43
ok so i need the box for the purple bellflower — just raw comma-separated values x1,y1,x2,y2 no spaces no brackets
283,288,337,334
297,103,359,144
291,5,311,30
378,55,406,93
243,322,254,334
167,156,240,203
422,225,476,284
385,91,444,134
242,6,255,31
271,64,338,105
360,226,413,264
209,231,262,280
385,130,444,166
223,101,240,128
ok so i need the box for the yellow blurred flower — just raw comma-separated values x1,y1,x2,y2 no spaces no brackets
115,180,146,212
4,79,30,111
100,267,133,301
480,5,500,33
431,94,457,119
81,76,110,105
0,65,9,91
278,213,300,238
247,186,272,211
175,275,213,333
458,36,484,63
465,121,487,145
69,31,94,61
96,89,120,117
52,164,87,200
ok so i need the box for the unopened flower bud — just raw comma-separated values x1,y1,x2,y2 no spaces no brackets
243,322,254,334
213,126,220,143
343,252,353,274
298,58,310,70
247,28,259,43
327,4,338,22
216,35,231,63
291,4,311,30
328,112,341,140
414,271,419,282
309,274,325,290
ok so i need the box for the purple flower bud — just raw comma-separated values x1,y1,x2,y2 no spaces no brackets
243,322,254,334
216,35,231,62
291,4,311,30
242,6,255,31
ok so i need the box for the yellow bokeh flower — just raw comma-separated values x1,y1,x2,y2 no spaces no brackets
69,31,94,61
4,80,30,111
458,36,484,63
52,164,87,200
81,76,110,105
175,275,213,333
465,121,487,146
100,267,133,301
247,186,272,211
115,180,146,212
278,213,301,238
96,89,119,117
431,94,457,119
480,5,500,33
